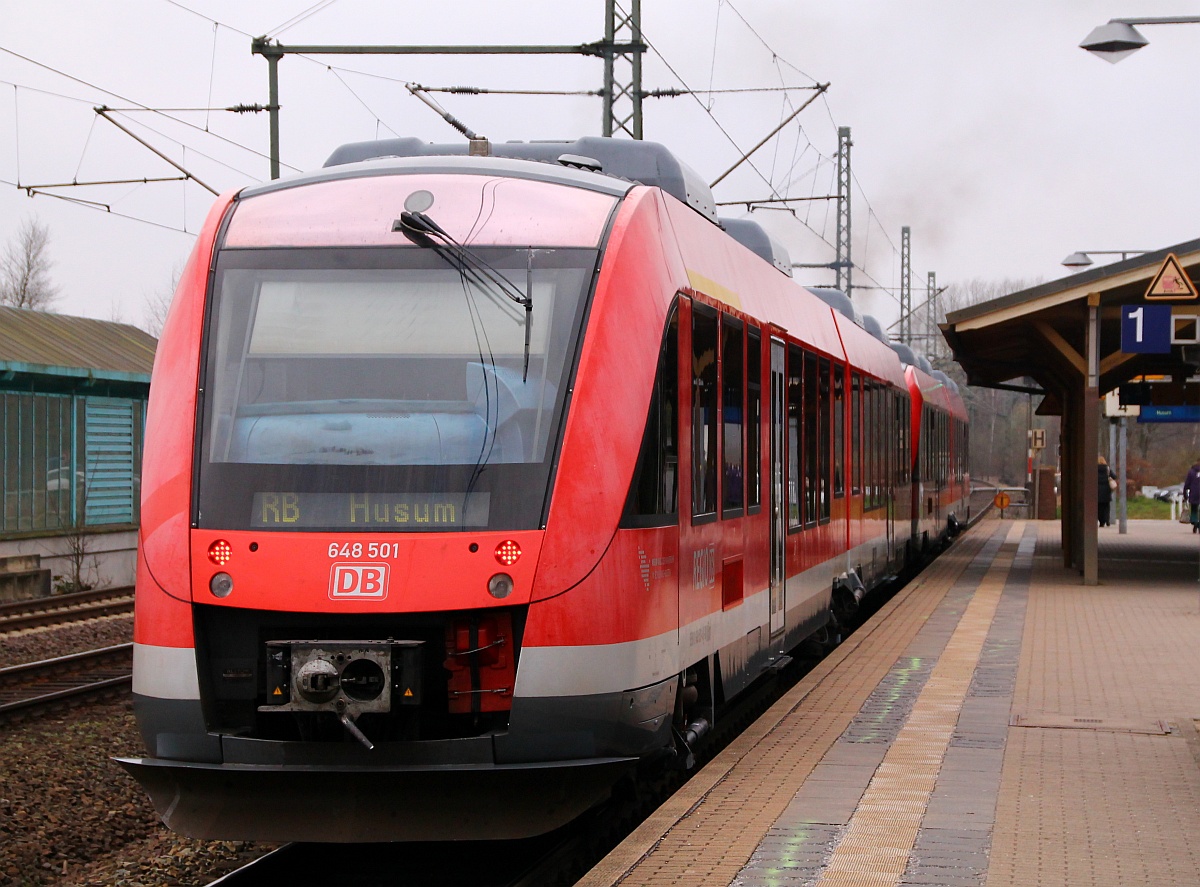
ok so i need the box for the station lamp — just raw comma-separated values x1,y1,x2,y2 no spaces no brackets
1061,250,1147,269
1080,17,1200,63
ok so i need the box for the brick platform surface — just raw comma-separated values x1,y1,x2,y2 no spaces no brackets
579,519,1200,887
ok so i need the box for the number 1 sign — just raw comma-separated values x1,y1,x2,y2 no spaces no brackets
1121,304,1171,354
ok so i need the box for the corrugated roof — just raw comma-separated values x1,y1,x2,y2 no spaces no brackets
0,306,157,378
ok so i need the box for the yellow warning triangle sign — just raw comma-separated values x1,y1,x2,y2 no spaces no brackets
273,686,283,696
1145,253,1198,300
403,688,414,697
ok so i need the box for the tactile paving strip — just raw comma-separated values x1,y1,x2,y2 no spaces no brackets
812,525,1017,887
579,523,1007,887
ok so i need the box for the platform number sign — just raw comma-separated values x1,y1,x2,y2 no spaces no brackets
1121,304,1171,354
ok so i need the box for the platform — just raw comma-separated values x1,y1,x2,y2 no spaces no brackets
579,519,1200,887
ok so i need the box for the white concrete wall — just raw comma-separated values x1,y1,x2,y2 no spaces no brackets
0,529,137,590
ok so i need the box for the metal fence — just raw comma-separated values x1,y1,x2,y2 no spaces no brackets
0,392,144,535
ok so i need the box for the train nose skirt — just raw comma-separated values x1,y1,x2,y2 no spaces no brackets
115,754,635,843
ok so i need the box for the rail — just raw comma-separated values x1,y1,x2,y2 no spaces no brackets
0,586,134,632
0,643,133,722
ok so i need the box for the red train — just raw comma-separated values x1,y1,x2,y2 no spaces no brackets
119,136,969,842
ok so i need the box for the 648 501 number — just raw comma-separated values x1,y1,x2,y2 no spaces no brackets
328,542,400,559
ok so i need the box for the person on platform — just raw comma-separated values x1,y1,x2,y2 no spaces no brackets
1097,456,1116,527
1183,460,1200,533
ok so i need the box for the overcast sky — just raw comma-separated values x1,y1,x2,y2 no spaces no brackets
1,1,1198,334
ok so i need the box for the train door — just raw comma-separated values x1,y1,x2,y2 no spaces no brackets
769,339,786,636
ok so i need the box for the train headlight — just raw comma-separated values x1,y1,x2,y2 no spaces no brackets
209,572,234,598
488,573,514,599
494,540,521,566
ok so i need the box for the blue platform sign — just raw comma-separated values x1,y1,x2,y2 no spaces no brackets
1138,405,1200,423
1121,304,1172,354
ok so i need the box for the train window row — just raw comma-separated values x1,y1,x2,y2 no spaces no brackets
623,296,911,530
917,407,968,489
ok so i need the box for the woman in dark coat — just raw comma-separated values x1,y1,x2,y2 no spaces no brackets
1097,456,1116,527
1183,460,1200,533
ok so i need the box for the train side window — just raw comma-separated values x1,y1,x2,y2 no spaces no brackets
819,356,831,520
746,326,762,512
851,372,861,496
889,389,898,490
803,350,819,527
691,304,719,520
942,413,950,484
721,315,744,517
787,344,803,530
893,390,902,487
878,385,887,505
622,305,679,527
868,379,878,506
923,405,932,484
939,413,945,483
833,362,845,499
956,420,965,483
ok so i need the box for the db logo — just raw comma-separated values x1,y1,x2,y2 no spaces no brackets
329,563,390,600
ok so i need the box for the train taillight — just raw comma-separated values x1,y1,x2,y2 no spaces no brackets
494,540,521,566
208,539,233,566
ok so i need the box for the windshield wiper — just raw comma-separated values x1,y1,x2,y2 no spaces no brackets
395,210,535,381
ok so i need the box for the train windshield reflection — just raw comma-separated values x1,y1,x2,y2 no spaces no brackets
203,247,594,468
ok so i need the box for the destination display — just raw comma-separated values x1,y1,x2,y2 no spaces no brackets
251,491,491,529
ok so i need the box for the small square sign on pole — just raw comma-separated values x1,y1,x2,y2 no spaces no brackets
1121,303,1172,353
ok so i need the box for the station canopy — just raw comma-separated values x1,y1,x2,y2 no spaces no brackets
939,235,1200,585
941,238,1200,413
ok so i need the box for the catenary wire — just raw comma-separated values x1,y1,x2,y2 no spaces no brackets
0,45,297,173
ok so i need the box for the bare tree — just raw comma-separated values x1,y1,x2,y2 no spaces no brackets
141,262,183,337
0,217,59,309
940,277,1044,315
935,277,1047,486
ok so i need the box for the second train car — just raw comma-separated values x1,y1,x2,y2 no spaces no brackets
120,136,968,842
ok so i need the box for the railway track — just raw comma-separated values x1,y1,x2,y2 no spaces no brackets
206,826,589,886
0,643,132,723
0,585,134,633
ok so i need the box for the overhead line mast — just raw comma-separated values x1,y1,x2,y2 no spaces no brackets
900,225,911,345
252,3,646,179
835,126,853,298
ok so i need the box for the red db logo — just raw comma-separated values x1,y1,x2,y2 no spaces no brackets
329,563,389,600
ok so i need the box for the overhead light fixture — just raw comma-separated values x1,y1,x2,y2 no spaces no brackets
1080,21,1149,63
1080,16,1200,63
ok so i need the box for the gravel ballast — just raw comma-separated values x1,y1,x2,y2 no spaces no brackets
1,619,274,885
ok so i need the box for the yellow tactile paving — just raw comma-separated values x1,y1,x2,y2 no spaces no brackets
815,524,1018,887
579,524,999,887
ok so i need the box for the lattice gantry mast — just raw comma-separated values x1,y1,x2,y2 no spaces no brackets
900,226,912,346
603,0,644,138
927,271,938,357
835,126,853,297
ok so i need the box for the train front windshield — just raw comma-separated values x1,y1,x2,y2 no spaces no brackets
196,246,596,532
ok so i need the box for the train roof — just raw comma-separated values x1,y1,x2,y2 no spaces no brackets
860,313,889,343
907,364,967,418
240,153,634,203
323,136,719,225
808,288,861,325
719,218,793,277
